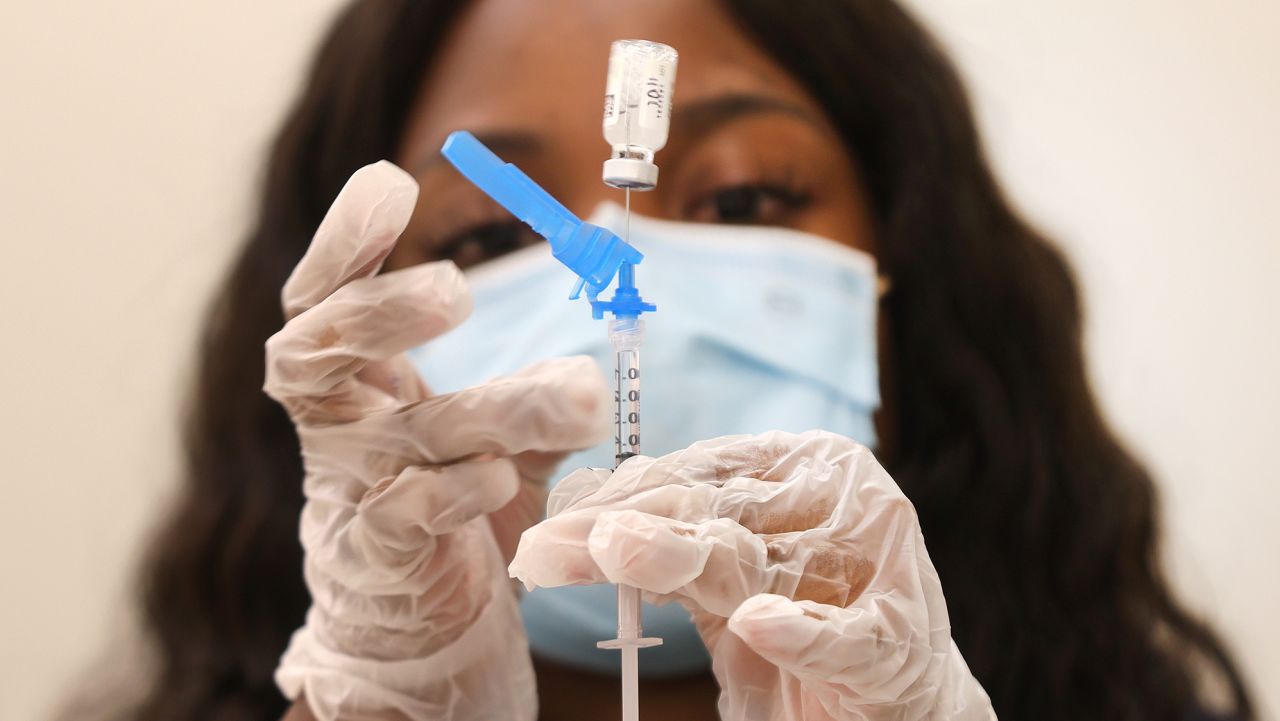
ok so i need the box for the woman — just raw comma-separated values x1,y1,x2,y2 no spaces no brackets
86,0,1255,719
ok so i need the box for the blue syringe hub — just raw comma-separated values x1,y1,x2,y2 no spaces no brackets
590,262,655,320
440,131,647,304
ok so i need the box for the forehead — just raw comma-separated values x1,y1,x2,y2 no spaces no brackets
399,0,825,165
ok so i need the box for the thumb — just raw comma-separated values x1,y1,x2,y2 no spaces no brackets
726,593,934,705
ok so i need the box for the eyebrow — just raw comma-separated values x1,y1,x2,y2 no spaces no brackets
671,92,826,139
414,92,822,174
413,130,543,175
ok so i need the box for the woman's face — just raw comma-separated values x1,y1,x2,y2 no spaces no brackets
381,1,878,711
385,0,873,271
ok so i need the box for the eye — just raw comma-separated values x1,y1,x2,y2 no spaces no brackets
435,220,541,267
687,183,813,226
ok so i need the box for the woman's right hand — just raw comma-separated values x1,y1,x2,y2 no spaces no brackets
264,161,611,721
512,431,995,721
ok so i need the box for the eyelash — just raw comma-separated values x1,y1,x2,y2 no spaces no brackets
685,180,814,226
433,219,540,267
432,178,814,267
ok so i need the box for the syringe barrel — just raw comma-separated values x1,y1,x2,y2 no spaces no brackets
617,585,643,637
610,317,644,463
608,315,645,351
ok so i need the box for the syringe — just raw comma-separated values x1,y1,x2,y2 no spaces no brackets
595,40,677,721
591,264,660,721
439,38,676,721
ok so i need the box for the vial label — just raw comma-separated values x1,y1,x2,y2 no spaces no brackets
639,61,672,129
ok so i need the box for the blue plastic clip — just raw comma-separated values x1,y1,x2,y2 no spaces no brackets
590,262,656,320
440,131,644,301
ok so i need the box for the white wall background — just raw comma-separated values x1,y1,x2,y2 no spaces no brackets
0,1,1275,719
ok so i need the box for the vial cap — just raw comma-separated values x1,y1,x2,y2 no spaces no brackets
603,157,659,190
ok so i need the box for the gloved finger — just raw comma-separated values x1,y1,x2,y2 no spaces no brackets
540,451,805,523
585,511,747,600
509,449,572,488
551,431,876,529
591,510,874,614
513,503,872,615
512,430,904,607
395,355,611,462
356,352,431,403
304,458,520,593
546,466,614,517
726,593,937,703
509,507,717,593
303,519,500,641
359,457,520,539
550,433,913,589
514,452,857,594
264,261,471,414
295,357,610,471
486,450,588,565
282,161,419,320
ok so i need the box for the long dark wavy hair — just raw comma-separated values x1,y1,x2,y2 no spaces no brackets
76,1,1254,720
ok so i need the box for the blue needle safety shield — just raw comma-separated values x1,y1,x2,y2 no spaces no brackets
440,131,650,307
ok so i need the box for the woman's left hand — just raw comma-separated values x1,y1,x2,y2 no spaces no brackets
510,430,996,721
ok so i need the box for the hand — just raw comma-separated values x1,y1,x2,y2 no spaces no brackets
264,161,611,721
510,430,995,721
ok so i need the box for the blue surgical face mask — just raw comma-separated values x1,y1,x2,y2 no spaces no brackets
407,202,881,677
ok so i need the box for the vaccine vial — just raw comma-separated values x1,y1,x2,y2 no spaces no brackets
602,39,678,190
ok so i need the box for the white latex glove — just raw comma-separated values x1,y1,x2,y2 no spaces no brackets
511,430,995,721
264,161,611,721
